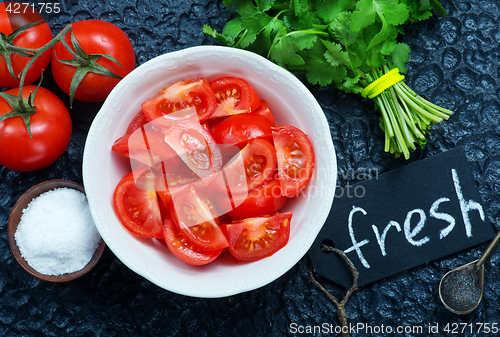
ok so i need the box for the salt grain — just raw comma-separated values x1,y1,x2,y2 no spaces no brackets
14,188,101,276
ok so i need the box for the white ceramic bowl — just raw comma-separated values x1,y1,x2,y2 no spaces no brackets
83,45,336,298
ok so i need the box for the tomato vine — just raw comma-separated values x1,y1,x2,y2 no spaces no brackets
0,20,124,136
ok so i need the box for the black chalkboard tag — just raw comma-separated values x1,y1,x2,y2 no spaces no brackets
309,147,495,288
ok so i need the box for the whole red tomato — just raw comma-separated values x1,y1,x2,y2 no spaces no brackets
0,85,72,172
0,2,53,88
51,19,136,103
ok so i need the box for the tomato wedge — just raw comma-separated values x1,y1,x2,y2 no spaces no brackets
254,100,276,126
202,116,225,136
212,113,273,147
163,209,222,265
126,110,149,134
111,125,180,172
170,186,229,250
227,178,288,220
226,212,292,261
213,139,277,196
142,78,217,123
209,76,261,118
164,120,222,179
272,125,315,196
155,162,199,206
113,171,163,238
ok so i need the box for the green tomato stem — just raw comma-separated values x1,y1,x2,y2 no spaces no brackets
13,24,72,126
59,34,88,66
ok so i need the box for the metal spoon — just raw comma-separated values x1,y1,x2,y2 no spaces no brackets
439,231,500,315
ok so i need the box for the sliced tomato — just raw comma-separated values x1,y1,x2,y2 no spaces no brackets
226,212,292,261
170,186,229,250
155,162,199,206
272,125,315,196
142,78,216,123
212,113,273,147
209,76,261,118
227,178,287,220
213,139,276,196
111,125,180,172
254,100,276,126
157,196,171,221
164,120,222,179
126,110,149,134
113,171,163,238
202,116,226,136
163,210,222,265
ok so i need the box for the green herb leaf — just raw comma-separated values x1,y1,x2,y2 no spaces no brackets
290,31,318,51
430,0,447,16
322,40,350,67
306,59,346,87
292,0,309,17
390,42,411,72
269,27,305,66
329,12,358,47
351,0,409,32
223,0,234,8
262,17,285,50
259,0,277,12
315,0,349,22
418,0,431,11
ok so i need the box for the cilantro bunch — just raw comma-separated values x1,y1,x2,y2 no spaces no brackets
204,0,452,159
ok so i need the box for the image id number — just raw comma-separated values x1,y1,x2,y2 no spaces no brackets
443,322,499,334
5,2,61,14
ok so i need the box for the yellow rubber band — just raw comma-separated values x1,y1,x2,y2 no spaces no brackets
361,68,405,99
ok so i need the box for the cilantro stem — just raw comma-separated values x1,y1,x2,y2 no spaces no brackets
284,30,329,38
369,65,452,159
233,29,248,49
379,92,410,159
275,9,289,19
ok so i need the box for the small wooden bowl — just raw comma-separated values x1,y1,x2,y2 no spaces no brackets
7,179,106,282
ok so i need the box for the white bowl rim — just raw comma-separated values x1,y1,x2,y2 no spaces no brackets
83,45,337,298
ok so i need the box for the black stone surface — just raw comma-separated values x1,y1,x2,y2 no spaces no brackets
1,0,500,336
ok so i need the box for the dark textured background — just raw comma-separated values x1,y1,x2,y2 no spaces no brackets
1,0,500,336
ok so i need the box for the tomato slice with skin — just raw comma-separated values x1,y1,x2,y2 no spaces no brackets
126,110,149,134
209,76,261,118
111,126,180,172
202,116,226,136
163,210,222,265
164,120,222,179
170,186,229,250
226,211,292,261
227,178,288,220
272,125,315,196
212,138,277,196
142,78,217,124
155,162,200,207
113,171,163,238
212,113,273,147
254,100,276,126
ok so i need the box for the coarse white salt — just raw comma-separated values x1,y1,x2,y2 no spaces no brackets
14,187,102,276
